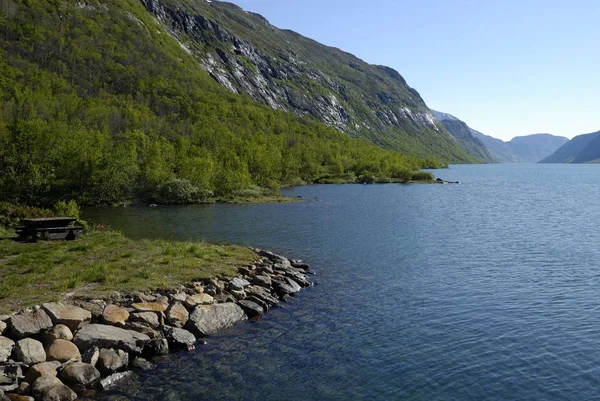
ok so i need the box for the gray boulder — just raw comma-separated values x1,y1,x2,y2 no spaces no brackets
97,371,135,391
81,347,99,367
186,303,246,337
166,302,189,328
129,311,161,329
9,309,53,339
41,303,91,332
228,278,250,291
73,324,150,354
32,375,76,401
0,337,14,363
252,275,272,288
24,360,61,384
131,357,155,371
237,300,264,318
15,338,46,365
96,348,129,376
163,326,196,350
59,362,100,386
0,321,6,336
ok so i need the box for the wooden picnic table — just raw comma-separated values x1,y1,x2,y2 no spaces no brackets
17,217,84,242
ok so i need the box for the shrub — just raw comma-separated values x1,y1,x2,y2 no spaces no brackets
0,202,54,227
155,179,213,205
411,171,435,182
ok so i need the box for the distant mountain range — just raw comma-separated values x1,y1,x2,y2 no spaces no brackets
539,131,600,163
432,111,569,163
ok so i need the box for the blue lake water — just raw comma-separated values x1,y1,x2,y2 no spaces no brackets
84,164,600,401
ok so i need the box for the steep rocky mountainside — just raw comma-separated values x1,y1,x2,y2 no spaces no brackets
430,110,494,163
539,131,600,163
140,0,476,163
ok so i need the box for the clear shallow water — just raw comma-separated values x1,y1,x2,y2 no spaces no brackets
84,164,600,401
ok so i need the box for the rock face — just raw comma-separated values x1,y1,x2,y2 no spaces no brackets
14,339,46,365
73,324,150,354
186,303,247,337
45,340,81,363
41,303,91,332
140,0,474,163
9,310,53,339
0,337,14,363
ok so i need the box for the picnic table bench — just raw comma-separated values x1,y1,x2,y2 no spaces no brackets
16,217,84,242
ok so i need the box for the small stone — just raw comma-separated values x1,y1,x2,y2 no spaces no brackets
45,339,81,363
124,322,160,339
252,275,272,288
130,357,155,371
143,339,169,357
237,299,264,318
184,294,214,309
229,289,246,300
165,302,189,328
170,292,187,303
9,310,53,339
15,380,31,396
96,349,129,376
163,326,196,350
41,303,91,332
97,371,135,391
228,277,250,291
129,312,161,329
59,362,100,386
15,338,46,365
130,302,166,313
0,321,6,336
102,305,130,327
32,375,76,401
24,361,61,384
81,347,99,367
0,337,15,363
42,324,73,342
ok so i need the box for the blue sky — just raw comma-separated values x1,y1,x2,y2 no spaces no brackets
226,0,599,141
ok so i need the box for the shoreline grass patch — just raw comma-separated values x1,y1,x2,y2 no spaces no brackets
0,229,258,314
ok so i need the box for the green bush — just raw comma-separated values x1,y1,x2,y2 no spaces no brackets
0,202,54,227
411,171,435,182
155,179,212,205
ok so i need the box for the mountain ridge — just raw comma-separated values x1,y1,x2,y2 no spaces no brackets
141,0,476,163
539,131,600,163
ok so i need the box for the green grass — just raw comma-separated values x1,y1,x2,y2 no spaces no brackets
0,229,258,314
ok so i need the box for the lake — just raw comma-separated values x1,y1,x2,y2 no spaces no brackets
84,164,600,401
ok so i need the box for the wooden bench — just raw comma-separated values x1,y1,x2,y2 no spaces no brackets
17,217,84,242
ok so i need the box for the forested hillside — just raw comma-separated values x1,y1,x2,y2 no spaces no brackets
0,0,444,206
141,0,476,163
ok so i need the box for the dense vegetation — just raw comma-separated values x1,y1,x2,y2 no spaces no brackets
0,0,443,207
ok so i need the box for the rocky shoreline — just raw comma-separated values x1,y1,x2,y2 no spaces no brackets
0,249,311,401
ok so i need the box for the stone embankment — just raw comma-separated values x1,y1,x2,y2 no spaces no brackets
0,249,311,401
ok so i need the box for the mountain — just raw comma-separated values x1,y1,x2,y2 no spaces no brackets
471,132,568,163
140,0,476,163
539,131,600,163
430,110,494,163
0,0,455,206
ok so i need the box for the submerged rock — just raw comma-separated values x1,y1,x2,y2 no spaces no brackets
59,362,100,387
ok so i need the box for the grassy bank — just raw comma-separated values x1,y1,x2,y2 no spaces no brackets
0,230,258,314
